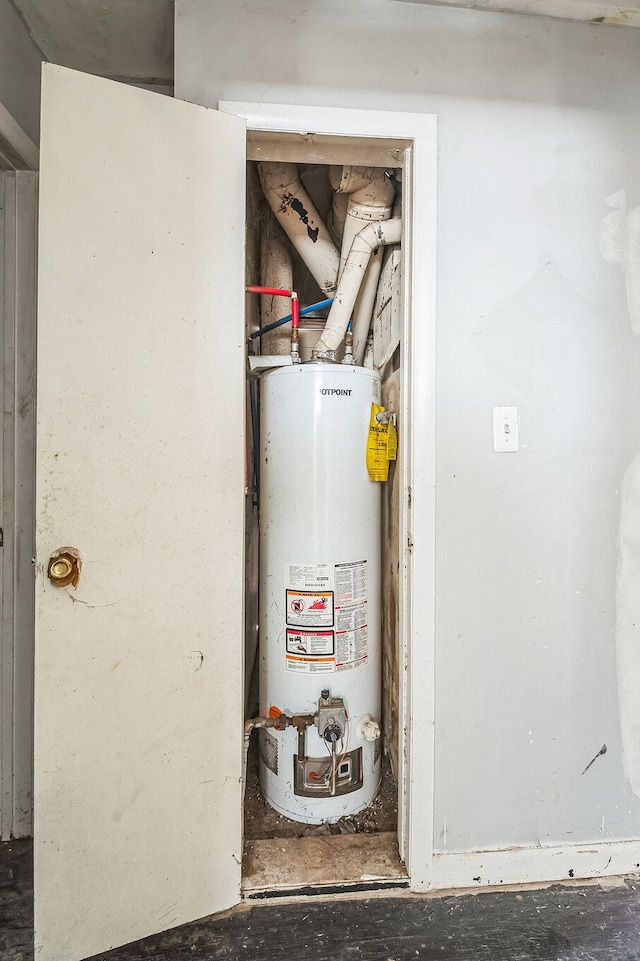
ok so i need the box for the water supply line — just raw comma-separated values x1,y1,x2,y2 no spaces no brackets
243,712,316,787
342,322,354,365
246,286,300,362
258,163,340,296
313,219,402,360
249,297,334,342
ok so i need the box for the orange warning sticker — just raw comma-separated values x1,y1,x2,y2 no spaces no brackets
286,589,334,628
286,653,335,674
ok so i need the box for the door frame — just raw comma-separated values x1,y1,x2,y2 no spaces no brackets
220,101,438,891
0,100,38,172
0,98,38,840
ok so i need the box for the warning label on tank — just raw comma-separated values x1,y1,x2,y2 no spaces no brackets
285,560,368,672
286,628,336,674
286,629,334,656
286,590,334,628
335,560,367,604
335,560,368,671
336,603,367,632
336,625,368,671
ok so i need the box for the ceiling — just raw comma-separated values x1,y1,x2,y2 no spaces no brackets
396,0,640,25
11,0,174,84
9,0,640,88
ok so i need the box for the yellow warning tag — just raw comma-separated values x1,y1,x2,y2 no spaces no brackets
387,416,397,462
367,404,389,482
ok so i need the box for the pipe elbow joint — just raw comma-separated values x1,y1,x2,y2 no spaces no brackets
352,219,402,256
331,165,395,206
258,161,300,195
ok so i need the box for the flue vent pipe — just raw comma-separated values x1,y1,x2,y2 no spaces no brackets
331,166,395,363
331,166,395,273
329,191,348,246
258,163,340,296
313,219,402,360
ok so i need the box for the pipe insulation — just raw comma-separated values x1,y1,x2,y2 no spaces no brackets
260,218,293,355
313,219,402,359
258,162,340,296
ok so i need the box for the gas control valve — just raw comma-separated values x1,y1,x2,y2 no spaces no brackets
317,689,347,744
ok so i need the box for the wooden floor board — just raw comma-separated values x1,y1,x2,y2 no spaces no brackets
243,831,407,893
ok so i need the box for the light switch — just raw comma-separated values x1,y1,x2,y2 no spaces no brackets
493,407,519,452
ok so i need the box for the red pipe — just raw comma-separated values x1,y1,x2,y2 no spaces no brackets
290,292,299,361
246,286,300,361
246,285,299,328
246,286,293,298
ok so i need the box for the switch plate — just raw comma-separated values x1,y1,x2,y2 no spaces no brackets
493,407,519,452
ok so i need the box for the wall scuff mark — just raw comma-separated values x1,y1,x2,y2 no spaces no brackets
602,190,640,797
582,744,607,775
600,190,640,334
614,453,640,795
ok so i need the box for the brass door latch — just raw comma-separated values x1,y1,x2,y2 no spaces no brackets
47,547,82,588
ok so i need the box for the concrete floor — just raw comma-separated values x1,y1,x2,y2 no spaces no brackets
5,839,640,960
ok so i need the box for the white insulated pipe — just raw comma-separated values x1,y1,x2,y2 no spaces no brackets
332,166,396,274
260,219,294,355
363,333,374,370
329,191,348,246
313,219,402,359
331,166,395,363
352,251,385,364
258,162,340,296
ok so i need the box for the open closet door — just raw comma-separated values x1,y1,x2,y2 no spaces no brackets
34,65,246,961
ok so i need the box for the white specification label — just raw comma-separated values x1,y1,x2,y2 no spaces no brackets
285,560,368,673
336,625,368,671
335,560,367,604
335,560,368,671
288,563,333,591
336,605,367,632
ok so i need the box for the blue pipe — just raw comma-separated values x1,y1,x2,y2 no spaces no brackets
249,298,334,340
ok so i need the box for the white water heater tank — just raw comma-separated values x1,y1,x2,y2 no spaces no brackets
259,362,382,823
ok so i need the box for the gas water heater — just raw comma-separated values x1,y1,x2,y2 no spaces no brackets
259,362,382,823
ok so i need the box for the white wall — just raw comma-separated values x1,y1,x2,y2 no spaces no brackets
175,0,640,852
0,0,44,146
